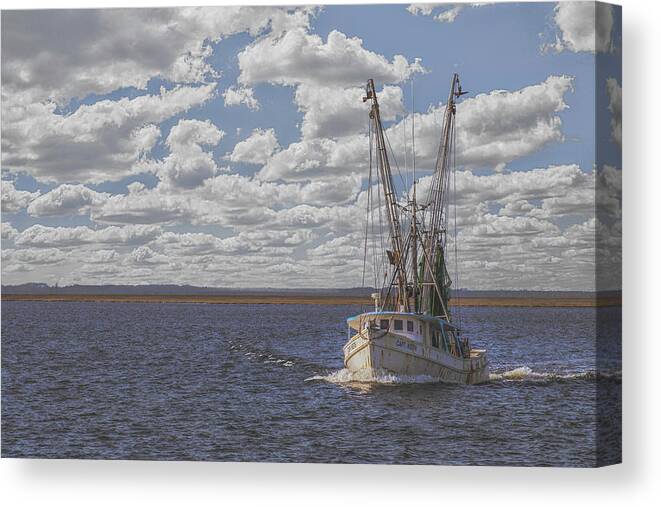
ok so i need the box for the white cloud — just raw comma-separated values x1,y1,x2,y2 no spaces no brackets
435,5,465,23
596,165,621,220
194,172,363,225
606,78,622,147
223,86,260,110
125,246,170,266
27,184,109,217
1,222,18,240
233,16,422,152
1,180,40,213
260,75,573,182
456,164,590,208
2,84,216,184
14,224,162,248
415,164,599,223
407,3,488,23
238,28,424,88
296,84,404,139
462,214,559,240
0,7,613,291
257,135,366,181
388,75,574,170
3,247,68,265
229,128,280,164
298,174,363,206
407,4,442,17
2,162,613,289
547,2,614,53
86,249,121,264
1,7,308,103
89,168,362,228
151,231,262,257
147,119,226,189
91,187,198,225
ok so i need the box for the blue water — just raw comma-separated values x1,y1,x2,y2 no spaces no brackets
1,301,620,466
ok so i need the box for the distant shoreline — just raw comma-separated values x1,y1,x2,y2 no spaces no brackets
1,294,621,307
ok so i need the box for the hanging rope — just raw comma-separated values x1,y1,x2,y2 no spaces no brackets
362,119,373,293
383,129,409,202
452,110,461,331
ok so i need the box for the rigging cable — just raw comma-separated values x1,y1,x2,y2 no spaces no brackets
452,109,461,331
383,129,409,202
362,117,373,294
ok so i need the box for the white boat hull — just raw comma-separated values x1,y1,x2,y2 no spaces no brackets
344,329,489,385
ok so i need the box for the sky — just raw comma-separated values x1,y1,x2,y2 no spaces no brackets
1,2,622,290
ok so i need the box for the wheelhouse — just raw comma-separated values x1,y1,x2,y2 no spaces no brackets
347,311,468,358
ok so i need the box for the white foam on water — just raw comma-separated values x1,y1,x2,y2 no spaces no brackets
489,366,606,382
305,368,444,385
307,366,618,386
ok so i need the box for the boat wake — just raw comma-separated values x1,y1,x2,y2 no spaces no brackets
306,366,621,385
228,340,296,368
305,368,447,385
228,339,329,372
490,366,620,382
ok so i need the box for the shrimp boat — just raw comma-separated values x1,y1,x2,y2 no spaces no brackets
343,74,489,384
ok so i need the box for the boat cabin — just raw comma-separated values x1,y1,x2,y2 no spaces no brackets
347,311,467,357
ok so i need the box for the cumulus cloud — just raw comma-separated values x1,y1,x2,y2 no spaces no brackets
3,161,613,289
407,3,487,23
27,184,109,217
125,246,170,266
407,4,442,17
435,5,465,23
229,128,280,164
14,224,162,248
2,84,216,184
223,86,260,110
0,6,613,291
400,163,620,290
415,164,598,221
1,180,40,213
296,84,404,139
147,119,227,189
546,2,614,53
152,231,262,257
388,75,574,170
1,6,306,103
260,75,573,182
85,249,121,264
195,172,363,225
91,186,198,225
3,247,68,265
257,135,366,181
1,222,18,240
606,78,622,147
238,28,424,88
89,168,362,228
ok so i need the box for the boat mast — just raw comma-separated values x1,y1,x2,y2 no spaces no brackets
410,80,418,312
421,73,466,318
363,79,410,312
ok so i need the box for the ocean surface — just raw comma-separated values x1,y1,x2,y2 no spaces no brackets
1,301,621,466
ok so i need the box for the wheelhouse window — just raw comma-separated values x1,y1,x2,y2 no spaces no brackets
379,319,389,330
406,320,414,332
394,319,403,331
